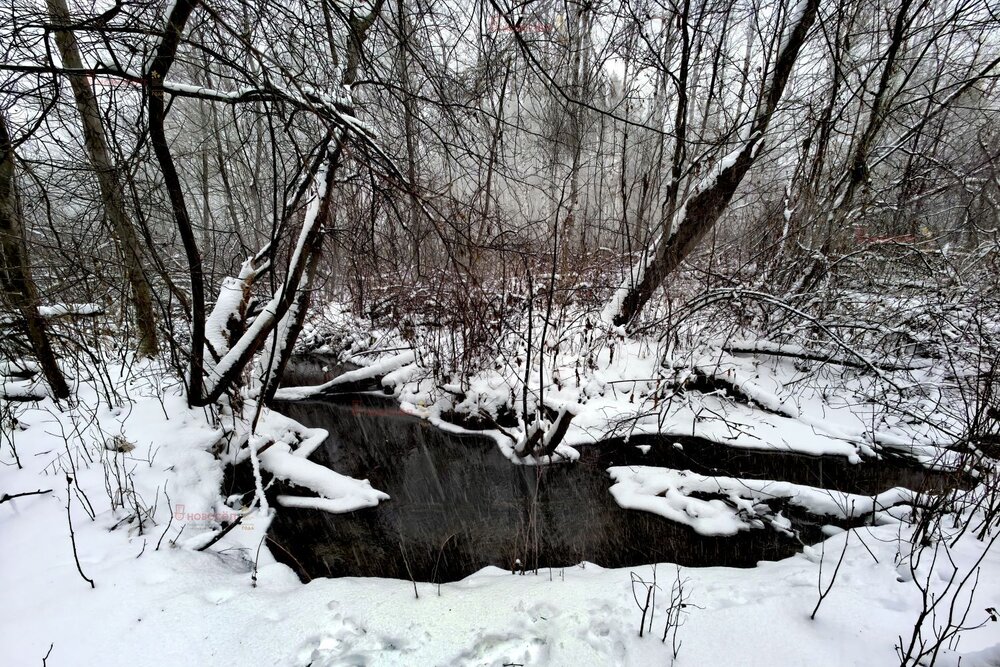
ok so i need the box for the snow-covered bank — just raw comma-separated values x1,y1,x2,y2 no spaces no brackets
286,303,968,474
4,482,999,666
2,357,998,665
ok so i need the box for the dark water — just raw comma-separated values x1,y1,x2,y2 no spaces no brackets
223,394,956,584
228,358,964,583
278,355,373,390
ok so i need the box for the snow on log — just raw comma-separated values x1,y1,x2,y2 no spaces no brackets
0,358,40,378
37,303,102,318
0,381,47,401
260,442,389,514
273,350,417,400
608,466,915,536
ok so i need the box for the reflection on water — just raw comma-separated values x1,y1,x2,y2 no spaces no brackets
277,355,363,389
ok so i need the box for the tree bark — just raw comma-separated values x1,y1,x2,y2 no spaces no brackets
46,0,159,357
0,115,71,399
394,0,423,274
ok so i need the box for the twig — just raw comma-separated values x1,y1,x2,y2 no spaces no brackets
399,539,419,599
811,530,849,620
155,484,173,551
265,535,312,583
0,488,52,504
431,532,456,592
65,476,95,589
195,512,248,552
251,534,266,588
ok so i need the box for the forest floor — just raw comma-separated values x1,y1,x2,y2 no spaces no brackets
2,312,1000,665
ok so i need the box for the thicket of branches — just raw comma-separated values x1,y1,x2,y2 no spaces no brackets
0,0,997,413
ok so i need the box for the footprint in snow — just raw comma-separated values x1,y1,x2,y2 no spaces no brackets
450,633,548,666
295,632,362,667
526,602,558,623
294,614,412,666
579,603,627,659
261,608,284,622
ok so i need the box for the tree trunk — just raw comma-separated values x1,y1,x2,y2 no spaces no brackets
258,246,322,407
46,0,159,357
604,0,821,328
394,0,423,275
0,115,71,399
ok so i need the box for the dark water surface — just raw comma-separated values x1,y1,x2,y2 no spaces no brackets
223,393,954,584
228,357,962,583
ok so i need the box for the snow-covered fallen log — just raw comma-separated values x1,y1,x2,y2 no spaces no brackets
608,466,916,536
261,442,389,514
248,406,390,514
272,350,416,400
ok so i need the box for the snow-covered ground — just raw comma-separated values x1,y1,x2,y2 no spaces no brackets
2,347,998,665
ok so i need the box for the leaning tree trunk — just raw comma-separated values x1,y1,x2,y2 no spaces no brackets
46,0,159,357
603,0,821,328
0,115,71,399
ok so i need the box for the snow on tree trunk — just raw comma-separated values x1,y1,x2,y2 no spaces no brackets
198,152,338,406
602,0,821,329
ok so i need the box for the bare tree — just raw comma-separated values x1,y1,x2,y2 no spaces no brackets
603,0,821,327
0,112,69,399
44,0,159,356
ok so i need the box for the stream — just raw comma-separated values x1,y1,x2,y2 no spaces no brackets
223,362,962,582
